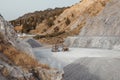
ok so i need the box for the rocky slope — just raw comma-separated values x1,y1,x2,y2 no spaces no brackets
80,0,120,36
0,15,34,57
10,0,110,44
49,0,109,33
0,15,63,80
65,0,120,50
35,0,110,44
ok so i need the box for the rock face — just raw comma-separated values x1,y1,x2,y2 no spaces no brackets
0,15,17,45
0,15,34,57
0,15,63,80
65,37,120,49
80,0,120,36
65,0,120,50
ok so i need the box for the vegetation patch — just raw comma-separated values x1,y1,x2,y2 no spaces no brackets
10,7,68,33
65,18,71,26
34,31,65,39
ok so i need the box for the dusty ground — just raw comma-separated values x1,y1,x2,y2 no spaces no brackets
63,57,120,80
33,48,120,80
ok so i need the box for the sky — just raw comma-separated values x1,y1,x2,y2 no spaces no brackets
0,0,80,21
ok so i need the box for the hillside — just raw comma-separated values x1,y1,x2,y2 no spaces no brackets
10,0,110,44
10,7,68,33
0,15,62,80
5,0,120,80
49,0,109,34
80,0,120,36
65,0,120,50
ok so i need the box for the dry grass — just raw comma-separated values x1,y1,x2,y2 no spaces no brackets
14,25,23,32
83,0,110,16
2,45,50,69
0,33,50,70
0,33,62,80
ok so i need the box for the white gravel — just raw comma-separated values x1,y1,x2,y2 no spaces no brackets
33,48,120,80
33,48,120,69
63,57,120,80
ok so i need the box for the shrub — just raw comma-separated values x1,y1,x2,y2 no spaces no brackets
65,18,71,25
100,1,106,6
57,20,61,23
46,19,54,27
43,28,47,32
54,26,59,32
71,13,74,17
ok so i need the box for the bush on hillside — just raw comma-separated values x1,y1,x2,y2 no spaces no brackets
46,19,54,27
65,18,71,26
54,26,59,32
